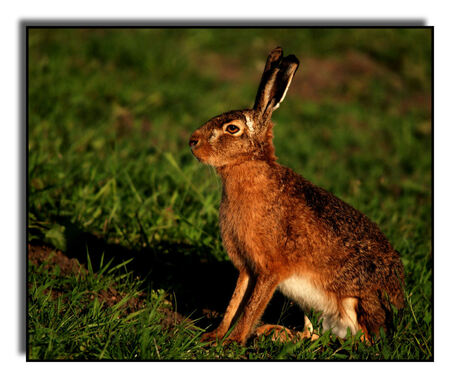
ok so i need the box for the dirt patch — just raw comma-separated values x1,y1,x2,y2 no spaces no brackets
157,307,191,330
294,51,403,102
28,243,87,276
28,242,190,328
90,286,146,313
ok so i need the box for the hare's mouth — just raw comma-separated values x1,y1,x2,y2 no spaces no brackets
190,143,213,164
190,147,206,163
191,151,203,163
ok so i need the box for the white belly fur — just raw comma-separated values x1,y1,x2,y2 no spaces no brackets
277,275,359,338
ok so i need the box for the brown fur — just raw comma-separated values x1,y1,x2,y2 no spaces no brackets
190,48,404,345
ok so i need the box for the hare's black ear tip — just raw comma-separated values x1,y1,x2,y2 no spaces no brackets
285,54,300,66
269,47,284,59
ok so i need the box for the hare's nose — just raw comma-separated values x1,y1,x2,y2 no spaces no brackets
189,135,200,148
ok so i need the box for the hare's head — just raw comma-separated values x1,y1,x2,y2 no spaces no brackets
189,47,299,168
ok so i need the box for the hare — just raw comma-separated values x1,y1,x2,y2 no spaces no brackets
189,47,404,345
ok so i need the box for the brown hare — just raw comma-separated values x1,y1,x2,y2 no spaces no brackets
189,47,404,345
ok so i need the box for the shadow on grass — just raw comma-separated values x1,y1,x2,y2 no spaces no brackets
30,216,305,332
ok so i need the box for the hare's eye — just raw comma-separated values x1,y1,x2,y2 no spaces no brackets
225,124,240,134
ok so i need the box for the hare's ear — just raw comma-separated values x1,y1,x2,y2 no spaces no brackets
253,47,299,120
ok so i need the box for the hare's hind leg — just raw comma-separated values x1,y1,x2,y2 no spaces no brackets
255,315,319,342
301,315,319,340
322,297,360,339
338,297,360,337
356,293,390,341
255,324,295,342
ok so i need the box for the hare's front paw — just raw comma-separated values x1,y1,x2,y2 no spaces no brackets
220,332,246,346
201,330,246,346
201,330,223,343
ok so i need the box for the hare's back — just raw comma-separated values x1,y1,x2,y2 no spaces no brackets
277,165,394,253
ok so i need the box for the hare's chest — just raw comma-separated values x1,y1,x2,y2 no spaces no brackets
219,196,274,260
220,191,271,227
220,199,254,241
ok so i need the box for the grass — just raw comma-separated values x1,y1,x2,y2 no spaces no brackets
27,27,432,360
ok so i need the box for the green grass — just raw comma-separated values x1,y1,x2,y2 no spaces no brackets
27,28,432,360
